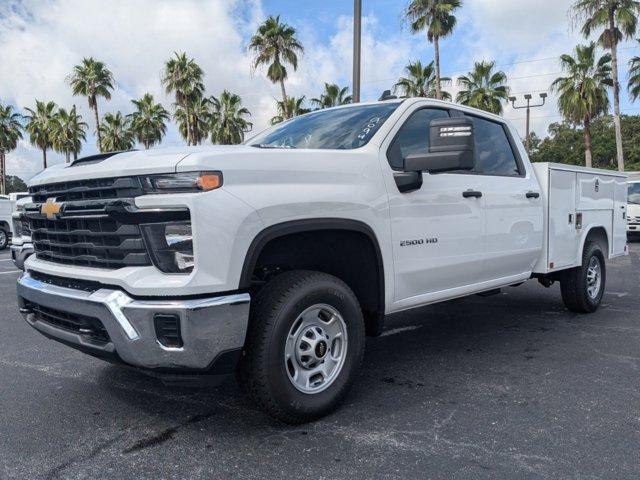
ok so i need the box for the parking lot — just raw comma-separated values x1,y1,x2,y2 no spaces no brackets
0,244,638,479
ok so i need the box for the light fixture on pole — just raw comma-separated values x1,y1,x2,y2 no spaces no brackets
352,0,362,103
509,93,547,153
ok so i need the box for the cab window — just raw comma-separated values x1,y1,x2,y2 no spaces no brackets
387,108,450,170
466,115,522,176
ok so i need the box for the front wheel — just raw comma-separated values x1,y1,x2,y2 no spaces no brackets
560,241,606,313
237,270,365,424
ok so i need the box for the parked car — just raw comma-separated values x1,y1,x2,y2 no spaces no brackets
15,99,628,423
10,196,34,269
627,180,640,240
0,195,13,250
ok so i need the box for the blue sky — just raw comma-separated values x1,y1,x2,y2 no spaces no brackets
1,0,638,179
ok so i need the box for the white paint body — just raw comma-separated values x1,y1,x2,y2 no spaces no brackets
25,99,627,315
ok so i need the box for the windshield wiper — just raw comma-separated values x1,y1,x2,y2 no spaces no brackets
251,144,296,149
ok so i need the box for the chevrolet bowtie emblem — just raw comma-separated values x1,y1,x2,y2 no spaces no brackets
41,198,61,220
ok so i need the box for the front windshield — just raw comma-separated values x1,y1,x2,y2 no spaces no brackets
248,102,400,150
629,182,640,204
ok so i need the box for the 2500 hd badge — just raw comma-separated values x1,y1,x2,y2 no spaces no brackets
400,238,439,247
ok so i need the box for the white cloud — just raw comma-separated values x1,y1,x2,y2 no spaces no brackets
0,0,276,179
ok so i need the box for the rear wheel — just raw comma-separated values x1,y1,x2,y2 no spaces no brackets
0,228,8,250
560,241,606,313
237,270,365,424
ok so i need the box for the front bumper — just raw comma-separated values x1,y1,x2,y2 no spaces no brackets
627,224,639,234
17,272,250,374
11,243,34,270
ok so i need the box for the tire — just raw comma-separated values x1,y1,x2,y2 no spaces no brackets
0,228,8,250
237,270,365,424
560,241,606,313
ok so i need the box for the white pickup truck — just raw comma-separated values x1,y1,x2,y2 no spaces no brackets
16,99,627,423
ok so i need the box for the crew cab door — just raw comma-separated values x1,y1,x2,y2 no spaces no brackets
463,114,543,282
381,107,486,307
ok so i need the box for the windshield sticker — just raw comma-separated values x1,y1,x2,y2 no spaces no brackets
357,116,382,142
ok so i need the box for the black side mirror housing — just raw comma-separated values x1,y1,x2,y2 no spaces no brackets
403,117,475,173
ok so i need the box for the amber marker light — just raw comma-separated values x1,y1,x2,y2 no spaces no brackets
197,172,223,191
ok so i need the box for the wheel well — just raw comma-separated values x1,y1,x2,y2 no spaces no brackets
241,220,385,336
585,227,608,256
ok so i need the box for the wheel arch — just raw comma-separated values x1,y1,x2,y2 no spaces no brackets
581,226,609,260
239,218,386,336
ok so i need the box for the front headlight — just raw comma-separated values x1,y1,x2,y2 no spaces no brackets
140,171,222,193
141,221,194,273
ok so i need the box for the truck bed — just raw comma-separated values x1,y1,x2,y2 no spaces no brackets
532,163,627,275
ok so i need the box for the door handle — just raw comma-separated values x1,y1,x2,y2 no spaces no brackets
462,190,483,198
526,191,540,199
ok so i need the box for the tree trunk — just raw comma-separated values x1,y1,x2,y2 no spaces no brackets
609,14,624,171
583,116,593,169
433,35,442,101
42,148,47,170
73,151,78,161
184,101,192,146
93,100,102,153
0,150,5,195
279,79,289,117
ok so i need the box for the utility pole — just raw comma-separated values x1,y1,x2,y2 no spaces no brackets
352,0,362,103
509,93,547,153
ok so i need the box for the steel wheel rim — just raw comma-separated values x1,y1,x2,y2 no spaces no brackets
0,230,6,246
284,304,348,394
586,256,602,299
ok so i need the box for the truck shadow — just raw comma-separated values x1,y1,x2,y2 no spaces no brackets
95,282,581,440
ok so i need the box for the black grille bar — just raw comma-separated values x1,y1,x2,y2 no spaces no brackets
29,176,144,203
25,300,110,344
26,177,154,270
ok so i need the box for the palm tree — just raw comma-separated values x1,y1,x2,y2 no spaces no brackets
24,100,57,169
210,91,253,145
572,0,640,171
98,112,135,152
394,60,452,99
551,43,613,168
162,52,205,146
456,61,510,114
175,95,210,145
130,94,170,149
270,96,310,125
311,83,352,109
628,39,640,101
68,57,114,152
249,15,304,114
0,103,23,194
405,0,461,100
51,105,87,163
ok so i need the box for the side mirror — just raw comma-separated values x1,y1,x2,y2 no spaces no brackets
403,117,475,173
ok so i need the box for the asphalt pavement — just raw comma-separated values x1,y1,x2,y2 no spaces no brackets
1,244,639,479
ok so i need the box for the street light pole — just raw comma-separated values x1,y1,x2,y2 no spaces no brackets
509,93,547,154
352,0,362,103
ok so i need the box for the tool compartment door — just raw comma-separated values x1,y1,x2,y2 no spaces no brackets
613,177,628,256
548,169,578,270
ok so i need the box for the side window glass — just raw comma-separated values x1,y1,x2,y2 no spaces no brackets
387,108,449,170
467,116,521,176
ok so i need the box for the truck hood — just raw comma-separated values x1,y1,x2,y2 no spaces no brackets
28,145,258,186
28,144,371,188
